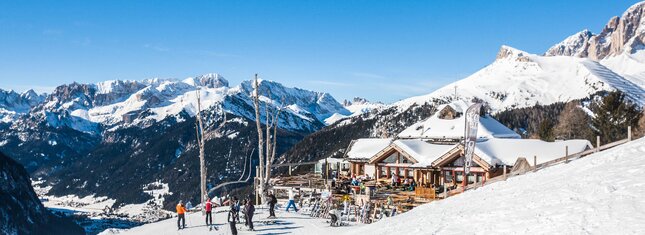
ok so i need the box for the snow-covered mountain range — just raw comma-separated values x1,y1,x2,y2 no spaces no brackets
2,73,360,134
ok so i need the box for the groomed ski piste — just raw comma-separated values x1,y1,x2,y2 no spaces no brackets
100,137,645,234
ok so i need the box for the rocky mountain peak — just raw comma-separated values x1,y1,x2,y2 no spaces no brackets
545,29,593,57
546,1,645,60
495,45,532,62
343,97,371,106
184,73,229,88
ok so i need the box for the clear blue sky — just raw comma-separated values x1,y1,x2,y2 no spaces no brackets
0,0,640,103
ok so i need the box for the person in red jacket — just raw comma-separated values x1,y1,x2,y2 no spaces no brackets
205,197,213,226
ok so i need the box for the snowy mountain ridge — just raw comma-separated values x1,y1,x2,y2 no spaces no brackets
392,1,645,113
2,74,358,134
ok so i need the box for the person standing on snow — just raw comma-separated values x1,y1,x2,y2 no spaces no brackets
267,192,277,218
285,188,298,212
205,197,213,226
244,198,255,231
228,197,239,235
176,200,187,230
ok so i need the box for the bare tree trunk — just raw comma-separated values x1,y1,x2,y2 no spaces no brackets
265,103,272,185
196,89,207,208
265,107,282,182
252,74,266,202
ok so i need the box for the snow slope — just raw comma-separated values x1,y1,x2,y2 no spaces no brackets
347,137,645,235
395,46,645,112
101,205,362,235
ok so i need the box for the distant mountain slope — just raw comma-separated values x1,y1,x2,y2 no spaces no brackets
0,151,84,235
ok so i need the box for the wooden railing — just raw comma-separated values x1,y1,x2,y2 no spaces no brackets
456,134,634,195
415,186,436,199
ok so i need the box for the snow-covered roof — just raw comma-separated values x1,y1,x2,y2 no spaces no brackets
398,101,521,140
391,139,456,168
317,157,348,164
475,138,593,166
346,138,393,160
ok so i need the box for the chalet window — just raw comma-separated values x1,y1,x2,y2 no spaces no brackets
444,171,453,183
467,174,476,184
407,170,414,178
380,167,387,176
456,171,464,183
383,153,398,163
398,168,405,177
476,174,483,183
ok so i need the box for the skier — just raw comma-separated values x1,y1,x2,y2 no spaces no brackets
267,192,277,218
285,188,298,212
176,200,187,230
227,200,239,235
234,196,241,222
244,198,255,231
205,197,213,226
185,201,193,211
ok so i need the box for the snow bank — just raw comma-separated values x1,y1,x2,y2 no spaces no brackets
346,137,645,234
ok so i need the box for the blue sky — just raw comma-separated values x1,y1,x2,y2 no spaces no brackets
0,0,640,103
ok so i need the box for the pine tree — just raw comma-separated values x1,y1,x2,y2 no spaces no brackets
591,91,642,144
553,102,594,141
537,119,554,141
634,110,645,139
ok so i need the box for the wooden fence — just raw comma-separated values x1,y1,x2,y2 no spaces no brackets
458,130,634,194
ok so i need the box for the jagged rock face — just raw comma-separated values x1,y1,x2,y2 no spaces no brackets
0,152,84,235
0,89,45,113
546,2,645,60
545,30,593,57
343,97,371,106
495,45,532,62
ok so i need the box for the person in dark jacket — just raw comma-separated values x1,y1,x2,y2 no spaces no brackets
228,198,239,235
244,198,255,231
267,192,277,218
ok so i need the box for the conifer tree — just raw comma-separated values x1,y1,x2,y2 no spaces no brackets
591,91,642,144
553,102,594,141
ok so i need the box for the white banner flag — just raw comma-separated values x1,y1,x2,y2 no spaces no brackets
463,103,482,175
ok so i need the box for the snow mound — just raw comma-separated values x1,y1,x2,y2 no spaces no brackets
347,137,645,234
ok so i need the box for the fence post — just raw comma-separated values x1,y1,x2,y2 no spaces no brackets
628,126,632,141
503,165,507,180
565,146,569,163
289,165,292,176
533,156,537,172
596,136,600,153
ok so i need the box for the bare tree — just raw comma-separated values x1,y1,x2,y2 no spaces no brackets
251,74,283,202
265,99,284,182
195,88,226,208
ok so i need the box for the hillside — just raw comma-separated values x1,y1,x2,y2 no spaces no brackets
346,137,645,234
0,152,84,235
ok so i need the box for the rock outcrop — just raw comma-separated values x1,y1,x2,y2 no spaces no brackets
0,152,84,235
546,1,645,60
